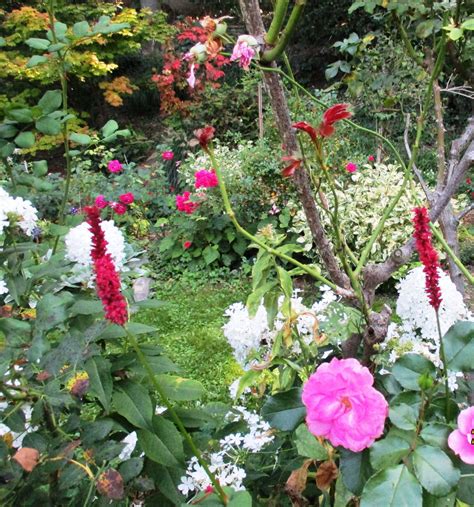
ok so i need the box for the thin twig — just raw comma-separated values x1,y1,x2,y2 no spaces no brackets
404,114,430,198
457,203,474,222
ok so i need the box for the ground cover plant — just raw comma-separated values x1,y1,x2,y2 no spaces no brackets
0,0,474,506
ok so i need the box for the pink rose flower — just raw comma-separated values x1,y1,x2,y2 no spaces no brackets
176,191,199,214
111,202,127,215
230,35,258,70
448,406,474,464
187,62,197,88
302,357,388,452
95,195,108,209
119,192,134,205
161,150,174,161
194,169,218,189
107,160,123,173
183,241,192,249
345,162,358,173
368,155,375,162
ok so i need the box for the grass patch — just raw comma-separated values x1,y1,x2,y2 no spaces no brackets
136,276,249,402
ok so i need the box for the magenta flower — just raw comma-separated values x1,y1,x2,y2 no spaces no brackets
110,202,127,215
176,191,199,214
230,35,258,70
345,162,358,173
302,358,388,452
161,150,174,161
187,62,197,88
195,169,218,189
119,192,134,205
368,155,375,162
448,406,474,464
95,195,108,209
108,160,123,173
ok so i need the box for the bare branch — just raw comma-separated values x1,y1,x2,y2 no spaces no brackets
457,203,474,222
447,115,474,183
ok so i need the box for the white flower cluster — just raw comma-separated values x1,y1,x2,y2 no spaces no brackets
381,267,473,390
178,406,274,498
222,286,338,369
64,220,126,283
0,279,8,297
0,187,38,237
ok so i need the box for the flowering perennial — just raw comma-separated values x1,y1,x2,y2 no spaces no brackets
119,192,134,205
161,150,174,161
176,191,199,214
230,35,259,70
293,104,352,142
194,169,218,188
281,154,302,178
412,207,442,310
302,358,388,452
107,159,123,173
0,187,38,237
345,162,357,173
448,406,474,464
85,206,128,326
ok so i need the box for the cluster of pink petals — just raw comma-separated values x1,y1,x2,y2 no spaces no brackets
230,35,258,70
448,406,474,464
302,358,388,452
195,169,218,189
345,162,358,173
176,191,199,214
161,150,174,161
85,206,128,326
368,155,375,162
94,193,134,215
412,207,442,310
107,160,123,173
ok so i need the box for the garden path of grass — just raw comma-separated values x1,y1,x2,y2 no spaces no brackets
136,278,249,402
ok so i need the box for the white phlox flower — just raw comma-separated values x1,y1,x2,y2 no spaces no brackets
0,187,39,236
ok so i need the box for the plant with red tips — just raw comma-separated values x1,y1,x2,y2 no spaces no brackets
281,155,302,178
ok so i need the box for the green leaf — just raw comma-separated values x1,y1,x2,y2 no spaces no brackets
35,116,61,135
447,27,464,41
340,449,372,495
48,42,66,52
156,374,204,401
69,132,91,145
360,465,422,507
442,321,474,372
261,387,305,431
27,55,48,68
294,424,329,460
392,353,435,391
234,369,262,399
389,403,418,431
85,356,113,413
457,462,474,504
0,124,18,139
276,266,292,299
0,37,5,47
462,18,474,30
53,22,68,40
32,160,48,176
202,245,220,265
370,434,411,470
34,293,70,334
137,428,179,467
416,20,434,38
112,381,154,431
101,119,119,137
26,38,51,50
412,445,460,496
14,131,35,148
119,458,143,482
7,109,33,123
0,142,14,157
99,322,157,339
38,90,62,114
73,21,91,37
69,299,103,316
420,423,450,448
422,490,456,507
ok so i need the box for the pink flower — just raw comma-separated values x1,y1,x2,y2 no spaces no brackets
194,169,218,189
230,35,258,70
161,151,174,161
302,357,388,452
368,155,375,162
95,195,108,209
107,160,123,173
345,162,358,173
119,192,134,205
111,202,127,215
187,62,196,88
448,406,474,464
183,241,192,249
176,191,199,214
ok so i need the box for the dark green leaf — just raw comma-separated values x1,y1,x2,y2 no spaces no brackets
69,299,103,316
420,423,450,449
416,20,434,38
14,131,35,148
294,423,328,460
85,356,113,413
340,448,372,495
392,353,435,391
35,116,61,135
443,321,474,372
119,458,143,482
412,445,460,496
156,374,204,401
370,434,411,470
261,387,305,431
112,381,154,431
137,429,179,467
360,465,422,507
389,403,418,431
0,124,18,139
38,90,62,114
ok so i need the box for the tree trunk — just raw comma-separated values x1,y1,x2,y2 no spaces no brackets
439,204,464,294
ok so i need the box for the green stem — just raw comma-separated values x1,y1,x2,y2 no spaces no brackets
208,148,338,291
262,1,307,62
4,160,17,190
394,13,423,66
266,0,290,45
124,327,228,505
435,310,450,421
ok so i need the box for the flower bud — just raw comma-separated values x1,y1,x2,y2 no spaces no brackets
418,372,434,390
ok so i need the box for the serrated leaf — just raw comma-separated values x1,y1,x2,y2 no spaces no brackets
370,434,410,470
392,353,435,391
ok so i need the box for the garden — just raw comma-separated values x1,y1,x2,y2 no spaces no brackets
0,0,474,505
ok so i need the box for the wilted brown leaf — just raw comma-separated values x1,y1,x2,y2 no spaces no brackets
97,469,124,500
36,370,51,382
285,459,312,506
315,460,338,490
13,447,40,472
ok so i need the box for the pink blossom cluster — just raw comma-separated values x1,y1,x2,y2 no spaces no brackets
175,167,219,214
302,357,388,452
107,160,123,173
95,192,134,215
176,191,199,214
230,35,259,70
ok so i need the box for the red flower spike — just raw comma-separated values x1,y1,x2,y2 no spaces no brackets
319,103,352,138
412,207,442,311
281,155,302,178
292,121,318,143
85,206,128,326
193,126,215,150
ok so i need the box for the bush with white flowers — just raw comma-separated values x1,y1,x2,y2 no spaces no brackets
0,186,38,237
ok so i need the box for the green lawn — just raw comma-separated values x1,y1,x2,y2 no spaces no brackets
136,276,249,402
